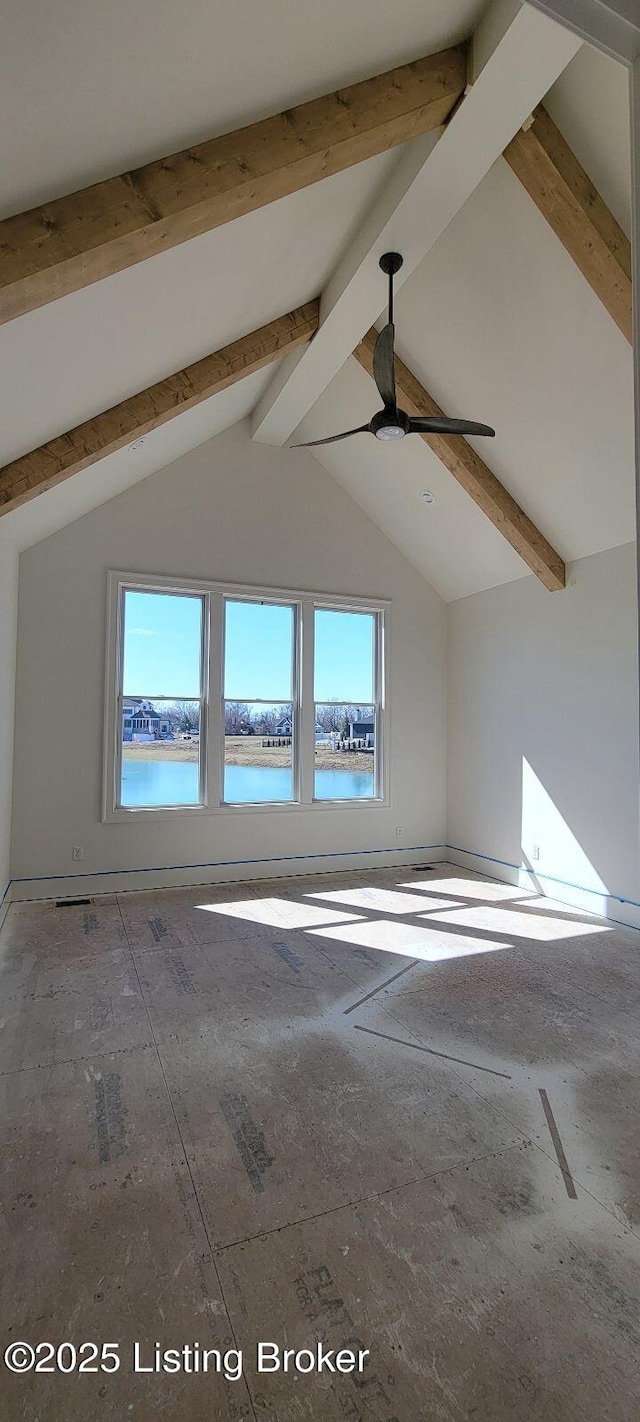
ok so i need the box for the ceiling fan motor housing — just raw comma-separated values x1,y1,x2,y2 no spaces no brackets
371,407,411,439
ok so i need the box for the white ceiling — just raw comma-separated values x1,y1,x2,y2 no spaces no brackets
0,0,634,602
0,0,484,216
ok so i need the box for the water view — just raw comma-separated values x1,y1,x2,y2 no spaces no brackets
120,592,378,809
121,760,375,806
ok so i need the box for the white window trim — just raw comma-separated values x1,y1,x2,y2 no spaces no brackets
102,570,390,822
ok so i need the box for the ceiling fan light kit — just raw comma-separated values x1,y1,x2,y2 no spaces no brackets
293,253,495,449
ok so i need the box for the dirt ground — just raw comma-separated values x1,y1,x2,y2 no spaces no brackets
123,736,374,772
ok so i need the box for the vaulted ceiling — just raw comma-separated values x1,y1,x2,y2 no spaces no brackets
0,0,634,601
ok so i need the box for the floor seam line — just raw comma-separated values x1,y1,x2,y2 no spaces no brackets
352,1021,513,1078
212,1141,528,1255
115,895,260,1422
342,958,420,1016
0,1040,156,1077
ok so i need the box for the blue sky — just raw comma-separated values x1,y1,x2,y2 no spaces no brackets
123,591,203,698
314,608,374,703
123,591,374,703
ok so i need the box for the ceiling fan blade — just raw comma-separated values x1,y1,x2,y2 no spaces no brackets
292,423,371,448
372,323,396,409
409,416,495,437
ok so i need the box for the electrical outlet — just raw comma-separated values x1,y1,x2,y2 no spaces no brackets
395,826,404,838
532,845,540,862
72,846,84,861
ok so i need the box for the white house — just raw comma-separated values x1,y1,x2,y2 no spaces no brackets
122,698,174,742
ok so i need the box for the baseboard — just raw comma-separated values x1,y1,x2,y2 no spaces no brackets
446,844,640,932
10,844,448,903
10,843,640,932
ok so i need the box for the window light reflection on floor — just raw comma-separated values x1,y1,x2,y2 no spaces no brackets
398,878,536,901
196,897,365,931
307,917,509,962
302,887,464,915
420,905,610,941
518,895,604,920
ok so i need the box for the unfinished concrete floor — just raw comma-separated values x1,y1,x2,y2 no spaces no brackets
2,862,640,1420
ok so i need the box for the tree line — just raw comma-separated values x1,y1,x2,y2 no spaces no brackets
130,701,373,736
223,703,374,736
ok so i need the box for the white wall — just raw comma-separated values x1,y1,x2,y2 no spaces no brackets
10,420,447,898
447,542,640,924
0,529,19,925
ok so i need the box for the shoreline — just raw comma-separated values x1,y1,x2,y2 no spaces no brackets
123,738,374,772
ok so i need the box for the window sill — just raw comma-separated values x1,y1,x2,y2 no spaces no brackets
103,797,389,823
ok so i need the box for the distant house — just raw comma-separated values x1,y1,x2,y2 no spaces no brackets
349,718,375,746
276,711,293,735
122,697,175,742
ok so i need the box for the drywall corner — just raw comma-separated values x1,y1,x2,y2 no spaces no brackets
0,529,19,925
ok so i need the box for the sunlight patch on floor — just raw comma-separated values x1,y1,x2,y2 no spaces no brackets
196,897,365,930
422,905,611,941
302,887,464,915
520,895,604,921
308,917,510,962
399,877,536,901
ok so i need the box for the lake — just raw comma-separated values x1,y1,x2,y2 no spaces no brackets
121,760,375,806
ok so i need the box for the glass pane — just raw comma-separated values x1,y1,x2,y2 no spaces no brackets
122,590,203,698
121,699,201,806
315,704,376,800
224,601,293,700
224,702,294,803
314,609,375,702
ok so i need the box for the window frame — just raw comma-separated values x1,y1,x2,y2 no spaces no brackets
103,571,389,821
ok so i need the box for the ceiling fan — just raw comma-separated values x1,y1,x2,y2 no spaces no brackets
294,253,495,448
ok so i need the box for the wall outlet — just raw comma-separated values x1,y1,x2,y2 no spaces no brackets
72,846,84,861
395,826,404,838
532,845,540,862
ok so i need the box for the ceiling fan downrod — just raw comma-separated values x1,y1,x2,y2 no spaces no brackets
379,250,403,330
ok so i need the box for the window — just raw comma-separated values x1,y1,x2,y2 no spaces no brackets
223,599,296,804
116,588,206,809
105,575,386,817
314,608,377,801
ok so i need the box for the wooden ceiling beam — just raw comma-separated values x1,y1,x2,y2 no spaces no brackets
504,105,632,343
0,302,319,516
354,329,566,592
0,48,466,326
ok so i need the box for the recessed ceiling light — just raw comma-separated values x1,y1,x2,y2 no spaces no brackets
129,437,145,451
421,490,435,504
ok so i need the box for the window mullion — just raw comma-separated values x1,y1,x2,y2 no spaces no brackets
207,592,223,808
299,600,314,804
376,611,385,801
113,585,125,812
